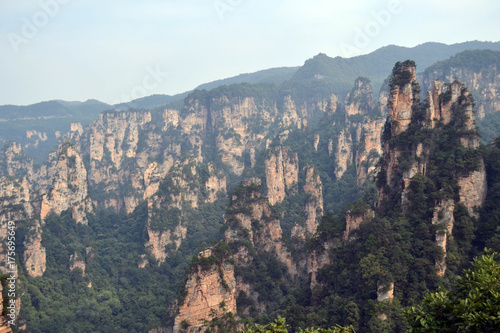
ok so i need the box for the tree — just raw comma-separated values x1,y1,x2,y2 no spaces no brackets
242,316,355,333
404,250,500,332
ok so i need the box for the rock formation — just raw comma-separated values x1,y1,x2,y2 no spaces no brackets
345,77,374,116
377,61,487,277
265,147,299,205
292,166,323,239
432,199,455,276
173,247,236,333
40,143,93,224
23,221,46,277
355,119,384,185
387,61,418,136
421,51,500,119
334,129,353,180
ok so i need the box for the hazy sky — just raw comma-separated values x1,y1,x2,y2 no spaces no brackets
1,0,499,106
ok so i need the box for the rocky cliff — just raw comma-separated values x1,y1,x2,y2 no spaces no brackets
225,179,293,273
173,246,236,333
421,50,500,119
292,166,323,239
40,143,93,224
334,129,353,180
355,119,384,185
345,77,375,117
265,147,298,205
377,60,487,276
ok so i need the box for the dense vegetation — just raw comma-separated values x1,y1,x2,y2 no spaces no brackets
16,196,228,332
423,49,500,77
4,50,500,333
405,250,500,332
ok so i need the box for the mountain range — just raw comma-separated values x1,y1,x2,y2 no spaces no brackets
0,41,499,332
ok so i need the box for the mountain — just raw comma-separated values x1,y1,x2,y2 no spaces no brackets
0,99,111,163
195,66,300,91
113,92,191,111
170,60,497,332
1,43,500,332
3,42,500,165
290,41,500,99
419,49,500,144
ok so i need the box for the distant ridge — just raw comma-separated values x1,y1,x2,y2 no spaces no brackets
290,41,500,97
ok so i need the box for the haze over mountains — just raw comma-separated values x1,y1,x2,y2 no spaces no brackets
1,39,500,332
1,41,499,163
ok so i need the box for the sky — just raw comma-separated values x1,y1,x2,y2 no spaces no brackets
1,0,499,106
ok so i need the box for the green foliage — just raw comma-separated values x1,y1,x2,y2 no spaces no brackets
242,316,355,333
389,60,416,88
404,250,500,332
424,49,500,78
203,301,239,333
476,137,500,251
189,242,233,273
477,111,500,145
18,206,198,332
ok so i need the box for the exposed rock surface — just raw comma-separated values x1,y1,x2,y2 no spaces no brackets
40,143,93,224
225,180,294,274
388,63,418,136
292,166,323,239
173,249,236,333
205,163,227,204
23,221,46,277
146,225,187,264
355,119,384,185
345,77,374,116
377,282,394,303
432,199,455,276
334,129,353,180
458,163,487,216
265,147,299,205
307,241,333,289
377,62,487,278
421,60,500,118
69,252,86,275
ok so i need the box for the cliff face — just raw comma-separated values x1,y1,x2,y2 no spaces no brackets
82,111,157,213
173,247,237,333
221,179,296,315
40,143,93,224
225,180,293,273
377,62,421,206
425,80,487,215
377,61,487,276
23,221,46,277
345,77,374,116
388,63,418,136
343,208,374,242
355,119,384,185
334,129,353,180
421,57,500,119
432,199,455,276
292,166,323,239
265,147,298,205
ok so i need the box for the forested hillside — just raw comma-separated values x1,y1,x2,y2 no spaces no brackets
0,45,499,333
